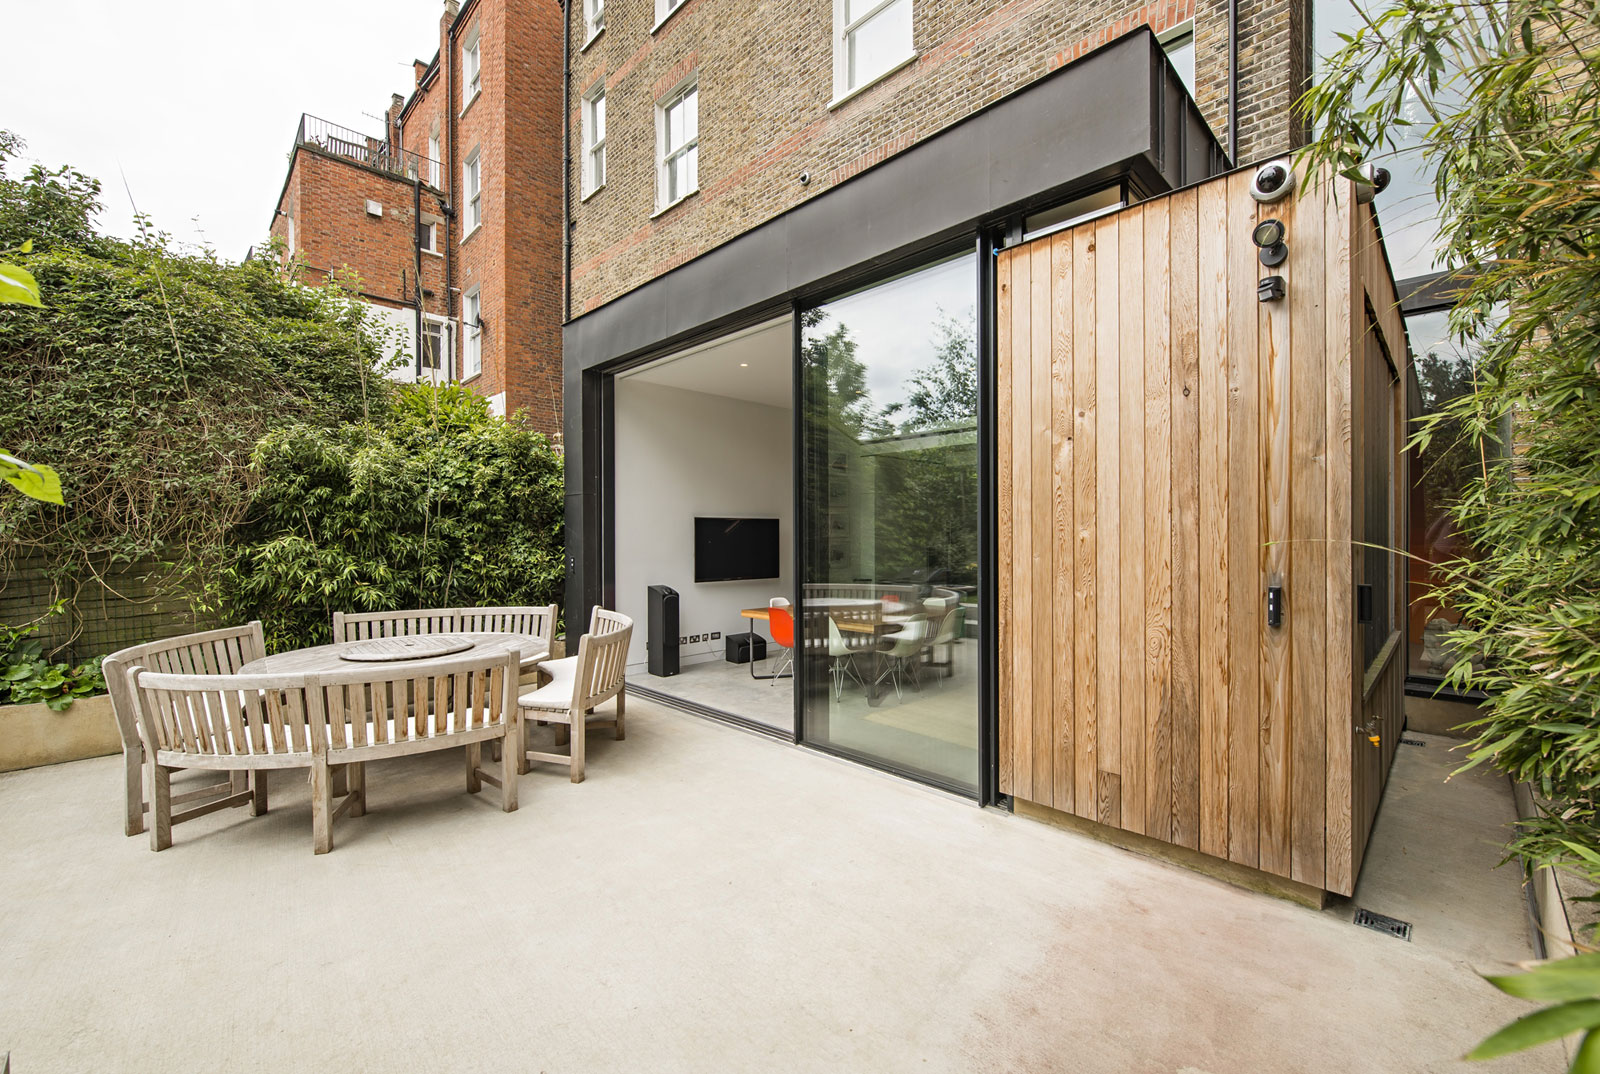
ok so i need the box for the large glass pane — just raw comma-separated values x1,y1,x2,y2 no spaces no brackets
800,254,980,792
1405,308,1501,680
847,0,911,91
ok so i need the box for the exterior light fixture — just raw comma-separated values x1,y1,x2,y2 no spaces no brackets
1257,275,1286,302
1252,218,1288,266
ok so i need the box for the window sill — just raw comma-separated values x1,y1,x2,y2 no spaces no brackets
461,371,483,385
650,188,699,219
422,249,444,258
460,88,481,118
580,26,604,51
828,51,919,111
581,183,606,203
650,2,688,34
460,223,483,245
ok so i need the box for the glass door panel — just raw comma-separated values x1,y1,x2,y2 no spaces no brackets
799,254,980,792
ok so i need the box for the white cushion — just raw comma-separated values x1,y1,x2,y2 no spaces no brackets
518,657,577,711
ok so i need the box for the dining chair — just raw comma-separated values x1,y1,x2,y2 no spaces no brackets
873,613,930,701
825,616,865,701
766,597,795,682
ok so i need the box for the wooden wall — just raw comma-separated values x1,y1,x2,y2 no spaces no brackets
997,169,1407,896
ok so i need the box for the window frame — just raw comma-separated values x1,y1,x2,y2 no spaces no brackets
420,219,441,256
652,0,688,32
831,0,915,106
419,316,452,373
463,288,483,380
1157,22,1197,98
427,133,441,188
462,147,482,237
654,78,699,214
461,27,482,111
584,0,605,45
582,84,607,199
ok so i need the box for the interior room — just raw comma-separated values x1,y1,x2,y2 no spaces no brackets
612,319,798,731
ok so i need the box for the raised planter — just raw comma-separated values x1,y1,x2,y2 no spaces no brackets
0,694,121,773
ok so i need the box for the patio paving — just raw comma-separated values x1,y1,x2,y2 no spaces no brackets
0,697,1560,1073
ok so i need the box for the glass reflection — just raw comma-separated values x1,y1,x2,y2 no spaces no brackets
800,255,980,792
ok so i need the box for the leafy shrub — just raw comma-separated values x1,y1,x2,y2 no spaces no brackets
0,131,392,614
224,384,564,651
1,613,105,711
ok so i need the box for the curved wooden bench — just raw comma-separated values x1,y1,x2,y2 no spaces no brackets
518,608,631,783
131,648,521,854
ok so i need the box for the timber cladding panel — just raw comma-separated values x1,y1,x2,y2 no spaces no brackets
997,168,1406,896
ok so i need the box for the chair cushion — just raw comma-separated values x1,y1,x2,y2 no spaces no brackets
519,657,577,711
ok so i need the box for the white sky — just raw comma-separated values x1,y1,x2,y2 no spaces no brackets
9,0,448,262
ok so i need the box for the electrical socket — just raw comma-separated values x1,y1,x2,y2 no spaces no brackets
690,634,702,643
679,636,687,645
711,631,721,640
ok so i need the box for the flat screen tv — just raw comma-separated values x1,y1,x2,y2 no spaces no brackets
694,517,780,583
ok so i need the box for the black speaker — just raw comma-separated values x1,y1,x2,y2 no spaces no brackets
725,631,766,665
647,584,679,677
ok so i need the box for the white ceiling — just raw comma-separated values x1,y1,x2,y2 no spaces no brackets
618,318,792,410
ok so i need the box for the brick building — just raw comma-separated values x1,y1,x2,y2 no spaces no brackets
269,0,564,437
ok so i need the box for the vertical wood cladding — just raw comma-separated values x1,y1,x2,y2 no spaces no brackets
997,171,1406,895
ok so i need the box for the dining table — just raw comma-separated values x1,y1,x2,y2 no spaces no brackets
239,632,550,677
739,603,910,703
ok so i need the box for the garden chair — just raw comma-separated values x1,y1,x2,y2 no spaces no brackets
517,608,631,783
103,623,266,837
130,647,520,854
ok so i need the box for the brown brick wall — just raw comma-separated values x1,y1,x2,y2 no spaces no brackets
274,0,564,440
567,0,1305,315
271,149,449,320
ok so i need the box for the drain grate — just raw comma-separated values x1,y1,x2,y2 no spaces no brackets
1401,737,1427,747
1354,908,1413,941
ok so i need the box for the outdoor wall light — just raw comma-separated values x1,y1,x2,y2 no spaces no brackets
1252,218,1288,266
1257,275,1286,303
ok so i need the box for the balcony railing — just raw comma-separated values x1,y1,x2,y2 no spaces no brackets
295,114,442,187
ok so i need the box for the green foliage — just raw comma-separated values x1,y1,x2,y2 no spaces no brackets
0,608,105,711
224,384,565,651
0,130,390,605
1468,955,1600,1067
1302,2,1600,1067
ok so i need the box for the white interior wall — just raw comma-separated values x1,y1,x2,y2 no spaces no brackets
613,380,792,672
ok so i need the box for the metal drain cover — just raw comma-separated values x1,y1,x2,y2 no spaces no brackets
1401,737,1426,747
1354,908,1412,941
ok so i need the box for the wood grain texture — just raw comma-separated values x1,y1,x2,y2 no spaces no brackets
1169,189,1202,852
1093,214,1122,829
1289,172,1328,890
997,254,1014,795
1226,171,1263,869
1258,184,1295,880
1197,177,1231,860
1051,231,1076,808
1118,208,1147,835
1143,198,1174,843
993,173,1401,895
1032,238,1056,803
1073,225,1100,819
1011,249,1034,803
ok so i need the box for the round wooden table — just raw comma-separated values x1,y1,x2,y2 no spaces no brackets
240,632,550,676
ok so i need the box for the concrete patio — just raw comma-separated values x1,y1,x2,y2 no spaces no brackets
0,698,1560,1072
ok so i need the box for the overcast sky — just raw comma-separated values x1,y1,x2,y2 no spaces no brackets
10,0,448,261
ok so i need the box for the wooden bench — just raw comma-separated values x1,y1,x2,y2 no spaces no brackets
519,608,631,783
333,605,557,684
103,623,267,837
130,648,521,854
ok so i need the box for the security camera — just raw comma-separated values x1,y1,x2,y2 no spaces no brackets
1249,159,1296,204
1354,162,1392,204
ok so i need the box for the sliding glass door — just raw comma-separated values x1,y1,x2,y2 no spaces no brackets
799,254,980,793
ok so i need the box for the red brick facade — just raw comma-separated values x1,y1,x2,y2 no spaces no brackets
270,0,564,440
566,0,1308,316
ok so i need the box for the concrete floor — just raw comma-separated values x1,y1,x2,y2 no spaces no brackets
0,700,1560,1073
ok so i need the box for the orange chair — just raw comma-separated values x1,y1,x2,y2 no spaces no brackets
766,598,795,683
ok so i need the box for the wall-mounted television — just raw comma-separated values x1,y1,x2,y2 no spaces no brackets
694,517,780,583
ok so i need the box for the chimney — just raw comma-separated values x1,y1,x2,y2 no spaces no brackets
414,60,429,86
444,0,459,19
